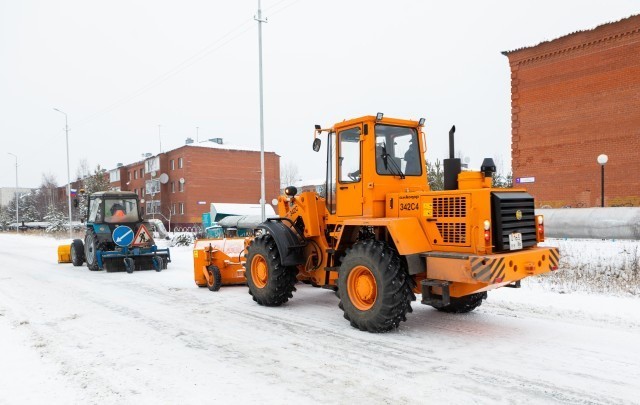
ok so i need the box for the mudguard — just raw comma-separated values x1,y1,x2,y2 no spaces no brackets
257,219,306,267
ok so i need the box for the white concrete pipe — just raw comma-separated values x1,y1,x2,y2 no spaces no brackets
536,208,640,240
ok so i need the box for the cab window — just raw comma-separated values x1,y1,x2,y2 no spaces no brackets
339,127,361,183
104,198,139,223
88,198,103,222
375,125,421,176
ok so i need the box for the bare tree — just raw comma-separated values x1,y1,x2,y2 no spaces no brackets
280,161,300,189
76,158,91,181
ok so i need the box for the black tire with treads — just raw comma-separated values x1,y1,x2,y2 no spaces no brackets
207,265,222,291
70,239,85,267
245,234,297,306
434,292,487,313
337,240,415,333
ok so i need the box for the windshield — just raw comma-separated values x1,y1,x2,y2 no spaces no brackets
104,198,139,223
375,125,421,176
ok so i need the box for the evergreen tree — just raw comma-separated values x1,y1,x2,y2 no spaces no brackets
5,192,39,223
44,204,67,232
0,205,11,229
492,170,514,188
426,159,444,191
77,165,111,219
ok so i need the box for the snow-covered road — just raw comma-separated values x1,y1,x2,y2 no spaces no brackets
1,234,639,404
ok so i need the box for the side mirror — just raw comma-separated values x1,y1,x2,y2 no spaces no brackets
312,138,321,152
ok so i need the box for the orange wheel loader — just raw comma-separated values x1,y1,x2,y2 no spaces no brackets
246,114,559,332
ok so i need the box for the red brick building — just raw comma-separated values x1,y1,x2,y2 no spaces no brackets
503,15,640,208
109,142,280,228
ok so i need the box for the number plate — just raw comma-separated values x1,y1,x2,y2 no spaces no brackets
509,232,523,250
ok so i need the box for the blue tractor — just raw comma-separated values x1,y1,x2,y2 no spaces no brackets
69,191,171,273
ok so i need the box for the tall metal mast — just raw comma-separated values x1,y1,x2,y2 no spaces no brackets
255,0,267,221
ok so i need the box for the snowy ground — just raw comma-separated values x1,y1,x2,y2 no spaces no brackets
1,234,639,404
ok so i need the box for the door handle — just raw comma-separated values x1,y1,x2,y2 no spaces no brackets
339,186,348,190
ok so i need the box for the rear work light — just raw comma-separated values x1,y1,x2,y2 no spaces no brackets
483,220,491,242
536,215,545,242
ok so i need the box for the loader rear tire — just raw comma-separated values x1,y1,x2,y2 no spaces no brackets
338,240,415,333
70,239,85,266
245,234,297,306
434,292,487,314
207,265,222,292
84,229,101,271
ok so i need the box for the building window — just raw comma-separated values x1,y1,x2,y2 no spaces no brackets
128,171,131,181
171,181,175,193
179,181,184,192
146,200,161,214
145,179,160,195
178,157,183,168
170,160,175,170
139,168,143,178
109,169,120,182
179,202,184,215
171,203,176,215
134,170,138,180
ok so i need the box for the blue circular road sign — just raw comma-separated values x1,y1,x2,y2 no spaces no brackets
112,226,134,247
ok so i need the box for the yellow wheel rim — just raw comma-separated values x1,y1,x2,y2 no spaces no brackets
251,255,268,288
347,265,377,311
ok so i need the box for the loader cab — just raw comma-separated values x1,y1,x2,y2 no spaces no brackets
87,192,142,225
320,115,428,218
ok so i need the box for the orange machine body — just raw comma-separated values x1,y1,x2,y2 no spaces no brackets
273,115,558,298
193,238,247,289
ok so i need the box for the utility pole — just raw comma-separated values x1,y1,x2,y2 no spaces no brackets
255,0,267,222
7,153,18,233
54,108,73,240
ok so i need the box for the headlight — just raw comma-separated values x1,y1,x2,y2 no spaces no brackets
483,220,491,231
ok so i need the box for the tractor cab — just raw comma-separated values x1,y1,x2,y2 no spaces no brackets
87,191,141,225
314,114,428,218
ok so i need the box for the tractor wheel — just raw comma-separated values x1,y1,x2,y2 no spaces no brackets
245,234,298,306
70,239,85,267
434,292,487,314
124,258,135,274
84,229,101,271
337,240,415,333
206,265,222,292
152,256,163,272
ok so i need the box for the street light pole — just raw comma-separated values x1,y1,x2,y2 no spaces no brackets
54,108,73,239
7,153,18,233
597,154,608,208
255,0,267,222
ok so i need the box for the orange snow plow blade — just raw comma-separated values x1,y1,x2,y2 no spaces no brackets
57,244,72,263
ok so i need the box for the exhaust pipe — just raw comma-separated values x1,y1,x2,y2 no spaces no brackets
443,125,461,190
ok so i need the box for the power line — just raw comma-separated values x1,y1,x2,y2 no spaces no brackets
75,0,299,127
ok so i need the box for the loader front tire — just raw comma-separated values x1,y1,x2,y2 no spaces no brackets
338,240,415,333
70,239,85,266
434,292,487,314
84,229,101,271
245,234,297,306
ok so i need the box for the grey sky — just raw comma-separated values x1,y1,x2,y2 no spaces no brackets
1,0,637,188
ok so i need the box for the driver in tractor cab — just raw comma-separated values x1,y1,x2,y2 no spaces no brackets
110,202,127,222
